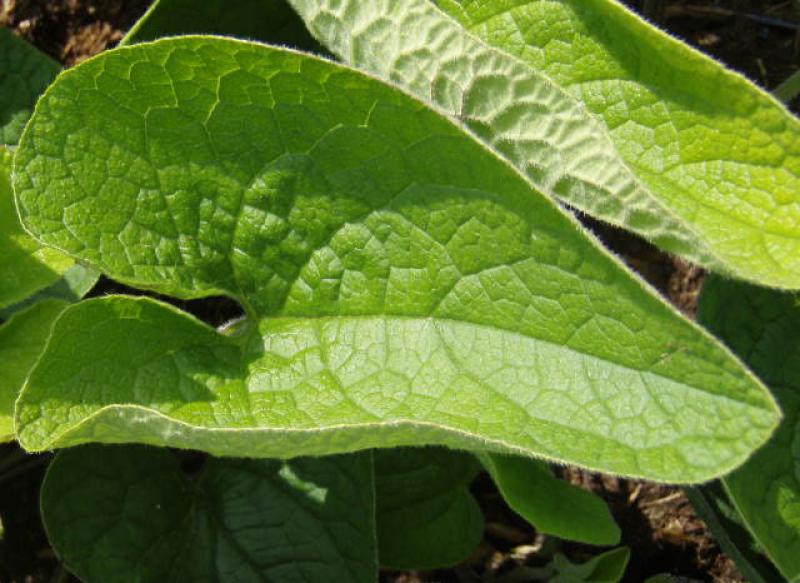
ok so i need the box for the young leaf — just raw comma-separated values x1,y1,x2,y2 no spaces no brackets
122,0,323,53
375,447,482,569
41,445,377,583
0,299,68,442
287,0,800,289
14,38,780,483
699,276,800,581
0,27,60,146
0,148,73,310
480,454,619,546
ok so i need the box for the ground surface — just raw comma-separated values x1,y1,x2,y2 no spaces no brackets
0,1,798,582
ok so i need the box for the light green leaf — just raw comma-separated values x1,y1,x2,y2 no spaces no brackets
0,299,68,442
1,148,74,309
122,0,322,53
287,0,800,289
375,447,482,569
480,454,619,545
41,445,377,583
0,27,60,146
699,276,800,580
14,38,780,482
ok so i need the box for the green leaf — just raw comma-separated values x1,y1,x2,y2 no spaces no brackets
41,445,377,583
1,147,74,309
0,262,98,320
0,27,60,147
480,454,619,546
14,38,780,482
550,547,630,583
698,276,800,580
684,483,783,583
375,447,482,569
503,547,630,583
287,0,800,289
122,0,322,53
0,299,68,442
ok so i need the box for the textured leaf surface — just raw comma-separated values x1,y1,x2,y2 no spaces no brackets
122,0,322,53
0,27,59,146
41,445,377,583
14,38,780,482
375,447,482,569
699,276,800,580
0,299,68,442
481,454,619,545
287,0,800,288
0,148,73,310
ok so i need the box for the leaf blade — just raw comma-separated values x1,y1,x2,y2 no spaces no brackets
41,445,378,583
1,147,73,309
0,28,59,146
286,0,800,288
14,38,780,482
480,454,619,545
0,299,68,442
121,0,323,53
375,447,482,569
699,276,800,580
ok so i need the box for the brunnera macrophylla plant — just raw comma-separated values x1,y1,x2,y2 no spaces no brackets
0,0,798,580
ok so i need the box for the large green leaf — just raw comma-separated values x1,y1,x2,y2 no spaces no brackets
375,447,482,569
287,0,800,289
480,454,619,545
41,445,377,583
0,299,68,442
13,38,780,482
0,27,60,146
699,276,800,580
0,147,75,309
122,0,322,53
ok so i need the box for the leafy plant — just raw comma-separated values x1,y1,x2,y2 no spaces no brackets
696,276,800,582
1,0,799,580
287,0,800,289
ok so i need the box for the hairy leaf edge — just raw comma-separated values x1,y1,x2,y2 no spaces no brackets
12,37,782,481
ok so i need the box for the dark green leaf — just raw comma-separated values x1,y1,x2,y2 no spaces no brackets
41,445,377,583
699,275,800,580
375,447,482,569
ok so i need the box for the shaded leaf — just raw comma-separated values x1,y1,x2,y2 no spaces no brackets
122,0,322,53
41,445,377,583
0,28,59,146
0,299,68,442
699,275,800,580
684,483,783,583
375,447,482,569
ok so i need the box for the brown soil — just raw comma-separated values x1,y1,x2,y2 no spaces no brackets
2,1,798,582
